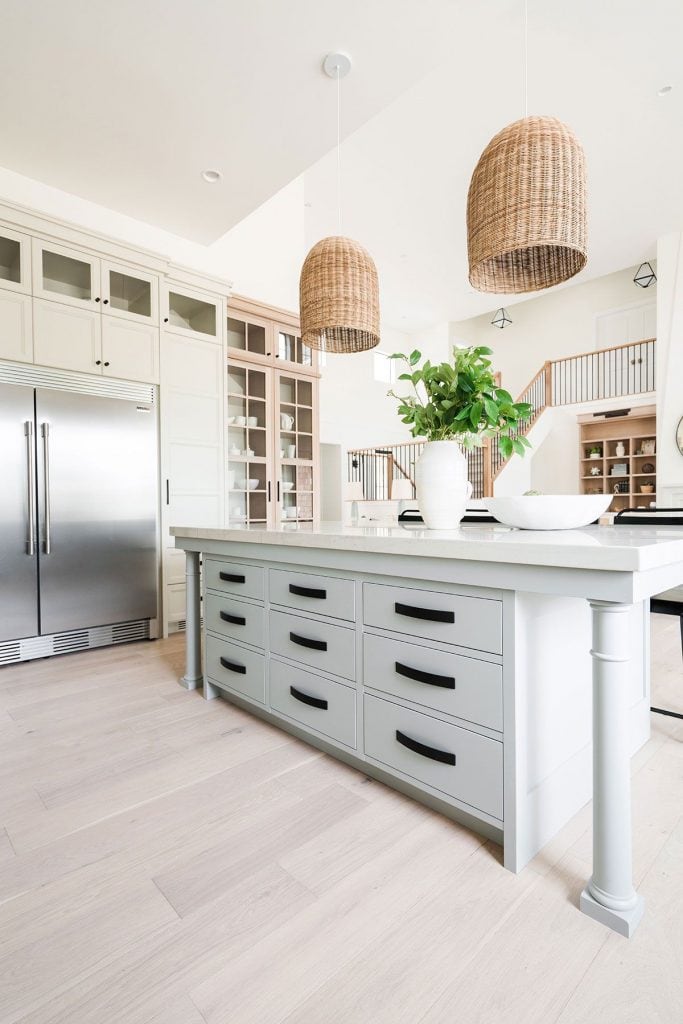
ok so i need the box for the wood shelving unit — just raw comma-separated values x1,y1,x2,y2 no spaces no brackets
578,406,657,513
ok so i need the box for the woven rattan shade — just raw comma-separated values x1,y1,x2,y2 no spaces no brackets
467,115,587,294
299,236,380,353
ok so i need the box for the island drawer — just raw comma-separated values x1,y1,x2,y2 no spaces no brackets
205,635,265,704
204,558,264,602
269,569,355,622
363,582,502,655
270,659,356,748
205,592,265,649
269,609,355,681
363,633,503,731
364,694,503,820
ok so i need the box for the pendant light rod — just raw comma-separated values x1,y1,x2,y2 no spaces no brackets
528,0,532,117
323,52,351,235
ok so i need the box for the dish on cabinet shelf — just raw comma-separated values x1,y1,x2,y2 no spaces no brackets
281,481,294,492
247,478,259,490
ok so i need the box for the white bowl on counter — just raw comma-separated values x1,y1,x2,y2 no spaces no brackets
485,494,611,531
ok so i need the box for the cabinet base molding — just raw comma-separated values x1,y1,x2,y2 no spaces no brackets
579,887,645,938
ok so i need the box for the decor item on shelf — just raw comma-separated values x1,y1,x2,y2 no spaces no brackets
299,53,380,354
281,481,294,492
640,482,655,494
247,416,258,427
613,481,629,494
640,439,656,455
590,465,602,476
633,261,657,288
287,444,297,459
466,3,587,294
610,462,628,476
589,446,602,459
641,462,655,474
280,412,294,430
388,345,531,529
491,307,513,329
247,478,259,490
615,441,626,457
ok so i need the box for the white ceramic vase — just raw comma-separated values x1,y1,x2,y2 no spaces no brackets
415,440,472,529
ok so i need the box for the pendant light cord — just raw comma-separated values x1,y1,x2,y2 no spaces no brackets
336,64,342,234
528,0,532,117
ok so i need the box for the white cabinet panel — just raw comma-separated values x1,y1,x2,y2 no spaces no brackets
33,298,101,373
102,317,159,383
0,291,33,362
166,583,187,624
164,333,223,392
168,443,221,492
166,393,221,442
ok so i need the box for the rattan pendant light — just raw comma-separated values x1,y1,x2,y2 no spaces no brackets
466,4,587,294
299,54,380,353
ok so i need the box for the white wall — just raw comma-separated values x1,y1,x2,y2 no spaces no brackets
656,232,683,506
318,322,450,449
0,165,305,309
451,264,656,399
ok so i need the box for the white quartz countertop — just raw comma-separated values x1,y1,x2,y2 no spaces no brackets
171,521,683,574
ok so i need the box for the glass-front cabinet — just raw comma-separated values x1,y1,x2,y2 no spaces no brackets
226,305,317,373
163,284,218,340
227,313,269,362
226,360,318,527
32,239,100,309
276,372,315,524
275,325,315,370
101,260,158,325
0,227,30,294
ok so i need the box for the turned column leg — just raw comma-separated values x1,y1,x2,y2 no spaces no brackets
580,600,644,937
179,550,202,691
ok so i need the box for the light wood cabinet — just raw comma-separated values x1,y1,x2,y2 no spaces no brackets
578,406,657,512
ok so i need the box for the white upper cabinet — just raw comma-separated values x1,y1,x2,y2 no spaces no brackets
32,239,101,310
101,260,159,326
162,283,222,341
0,226,31,294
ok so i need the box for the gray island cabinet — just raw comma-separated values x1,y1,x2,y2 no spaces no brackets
172,521,683,938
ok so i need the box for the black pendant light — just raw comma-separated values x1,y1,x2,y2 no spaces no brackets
491,307,513,329
633,262,657,288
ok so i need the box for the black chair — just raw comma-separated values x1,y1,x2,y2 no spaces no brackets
614,507,683,721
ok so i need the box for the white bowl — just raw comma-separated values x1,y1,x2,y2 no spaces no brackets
485,494,611,531
281,481,294,492
247,478,259,490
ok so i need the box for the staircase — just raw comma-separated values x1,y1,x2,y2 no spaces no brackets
348,338,656,500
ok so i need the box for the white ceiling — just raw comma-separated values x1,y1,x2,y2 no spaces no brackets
2,1,681,329
304,0,683,328
0,0,469,243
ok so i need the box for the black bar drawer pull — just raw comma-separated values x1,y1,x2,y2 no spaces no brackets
220,611,246,626
289,583,327,600
395,730,456,766
289,631,327,652
220,656,246,675
219,571,246,584
290,685,328,710
394,601,455,624
395,661,455,690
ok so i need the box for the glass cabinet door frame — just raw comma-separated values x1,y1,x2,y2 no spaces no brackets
227,356,276,527
273,320,319,375
100,258,159,326
162,282,221,342
226,309,274,366
31,237,102,310
0,224,31,295
273,368,319,527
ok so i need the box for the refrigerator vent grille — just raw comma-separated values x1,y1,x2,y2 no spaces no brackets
0,362,155,404
0,620,150,665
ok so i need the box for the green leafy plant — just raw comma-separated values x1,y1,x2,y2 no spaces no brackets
388,345,533,459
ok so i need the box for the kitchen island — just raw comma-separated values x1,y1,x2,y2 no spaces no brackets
172,521,683,937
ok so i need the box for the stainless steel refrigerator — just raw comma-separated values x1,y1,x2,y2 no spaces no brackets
0,379,158,662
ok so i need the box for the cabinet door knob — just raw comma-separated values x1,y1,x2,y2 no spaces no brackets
103,361,110,367
94,296,101,303
95,360,102,365
163,316,169,323
103,298,109,305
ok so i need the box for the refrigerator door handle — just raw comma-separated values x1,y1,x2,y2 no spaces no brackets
41,422,51,554
24,420,36,556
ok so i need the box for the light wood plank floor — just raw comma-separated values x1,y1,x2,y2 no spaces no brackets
0,617,681,1024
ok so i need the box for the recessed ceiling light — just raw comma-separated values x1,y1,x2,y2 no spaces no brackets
657,85,673,96
201,169,222,183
